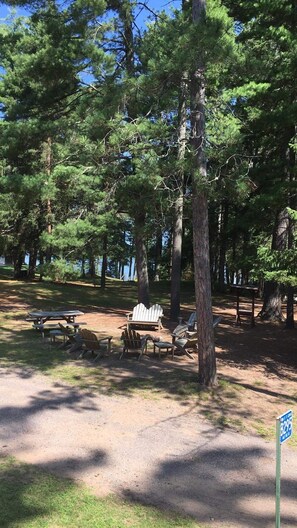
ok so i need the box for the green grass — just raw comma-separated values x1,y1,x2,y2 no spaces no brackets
0,270,196,312
0,456,209,528
0,275,200,401
0,327,203,401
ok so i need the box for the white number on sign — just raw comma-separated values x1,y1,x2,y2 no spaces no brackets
279,410,293,444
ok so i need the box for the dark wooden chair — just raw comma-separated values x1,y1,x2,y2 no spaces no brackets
78,328,112,361
120,328,148,360
171,316,222,359
171,325,198,359
57,323,82,352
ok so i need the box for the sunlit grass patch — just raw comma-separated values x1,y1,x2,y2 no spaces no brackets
0,456,207,528
253,379,265,387
253,420,275,441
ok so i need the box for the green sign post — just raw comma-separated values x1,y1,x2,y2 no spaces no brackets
275,410,293,528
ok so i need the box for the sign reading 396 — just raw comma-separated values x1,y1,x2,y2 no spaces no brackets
279,410,293,444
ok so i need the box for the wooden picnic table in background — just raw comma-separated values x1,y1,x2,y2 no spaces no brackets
27,310,84,325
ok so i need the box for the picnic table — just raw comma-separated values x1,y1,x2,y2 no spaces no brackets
27,310,84,325
27,310,85,340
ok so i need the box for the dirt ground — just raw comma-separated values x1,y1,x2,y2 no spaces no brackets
62,296,297,439
1,289,297,527
2,288,297,438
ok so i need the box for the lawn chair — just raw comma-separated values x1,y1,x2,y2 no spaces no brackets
180,312,222,331
171,325,197,359
58,323,83,352
78,328,112,361
171,315,222,359
49,323,75,347
120,328,148,360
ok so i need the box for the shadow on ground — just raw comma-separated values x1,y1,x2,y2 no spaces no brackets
1,382,297,528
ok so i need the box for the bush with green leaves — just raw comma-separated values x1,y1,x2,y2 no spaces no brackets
39,259,80,283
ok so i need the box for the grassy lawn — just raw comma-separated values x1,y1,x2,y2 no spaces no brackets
0,270,199,398
0,266,196,311
0,457,209,528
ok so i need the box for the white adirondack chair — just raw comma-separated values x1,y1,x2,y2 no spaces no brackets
127,303,163,331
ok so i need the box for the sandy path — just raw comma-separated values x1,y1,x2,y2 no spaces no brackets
0,367,296,528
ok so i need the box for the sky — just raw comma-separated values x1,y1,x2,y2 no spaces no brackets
0,1,181,24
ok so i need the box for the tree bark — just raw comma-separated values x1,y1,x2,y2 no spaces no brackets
286,138,295,328
81,259,86,278
88,254,96,278
39,252,44,281
28,246,37,279
259,281,284,321
118,1,151,304
218,201,229,292
45,137,53,264
170,72,188,320
191,0,216,386
259,208,289,321
101,234,107,289
154,230,162,282
13,250,26,279
135,213,150,307
286,285,294,329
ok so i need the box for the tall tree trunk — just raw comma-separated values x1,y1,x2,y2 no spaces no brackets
28,246,37,279
170,72,188,320
101,234,107,289
81,259,86,278
128,258,133,280
88,254,96,278
45,137,53,263
13,250,25,279
218,201,229,292
230,228,237,284
135,213,150,307
209,206,219,286
286,137,295,328
241,231,250,285
259,281,284,320
121,0,134,77
4,255,13,265
259,209,289,321
286,212,295,328
286,285,294,329
39,252,44,281
128,244,134,280
191,0,216,386
154,230,162,282
119,2,151,304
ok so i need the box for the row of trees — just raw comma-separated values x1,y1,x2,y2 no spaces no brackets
0,0,296,385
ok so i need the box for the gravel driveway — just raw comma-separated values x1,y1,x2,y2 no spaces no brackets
0,366,296,528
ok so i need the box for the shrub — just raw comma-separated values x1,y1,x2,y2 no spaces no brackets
39,259,80,283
